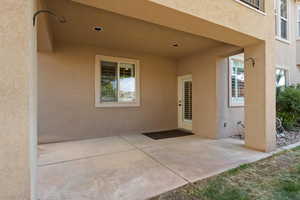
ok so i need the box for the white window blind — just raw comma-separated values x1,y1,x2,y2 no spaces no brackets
276,68,288,87
229,54,245,107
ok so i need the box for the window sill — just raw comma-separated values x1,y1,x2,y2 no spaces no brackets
229,101,245,108
95,102,140,108
229,105,245,108
234,0,266,16
276,37,291,45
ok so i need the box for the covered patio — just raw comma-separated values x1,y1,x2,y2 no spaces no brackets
1,0,277,199
38,135,269,200
35,1,276,199
37,0,275,150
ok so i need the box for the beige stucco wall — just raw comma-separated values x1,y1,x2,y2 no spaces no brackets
276,40,299,84
1,0,37,199
71,0,277,152
216,0,300,144
38,43,178,143
217,58,244,138
37,0,54,52
177,52,218,139
244,42,277,152
36,0,277,152
148,0,268,40
73,0,269,47
218,0,300,140
0,0,288,197
177,41,276,152
38,42,247,142
177,45,242,139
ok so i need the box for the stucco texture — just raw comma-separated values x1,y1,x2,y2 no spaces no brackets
217,58,244,138
177,45,242,139
38,43,246,143
70,0,277,152
0,0,37,199
38,43,178,143
37,0,278,153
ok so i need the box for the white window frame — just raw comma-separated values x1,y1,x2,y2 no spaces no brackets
95,55,140,108
297,5,300,40
228,56,245,107
276,66,289,87
275,0,290,43
234,0,266,15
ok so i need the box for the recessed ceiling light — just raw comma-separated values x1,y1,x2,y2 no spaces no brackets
94,26,104,32
172,42,179,47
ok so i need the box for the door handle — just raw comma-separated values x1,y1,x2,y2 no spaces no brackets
178,104,182,106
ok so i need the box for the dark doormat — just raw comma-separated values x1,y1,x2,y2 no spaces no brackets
142,129,194,140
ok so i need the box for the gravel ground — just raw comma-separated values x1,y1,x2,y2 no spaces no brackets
231,128,300,148
277,129,300,147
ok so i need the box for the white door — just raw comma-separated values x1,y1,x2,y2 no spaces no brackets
178,75,192,131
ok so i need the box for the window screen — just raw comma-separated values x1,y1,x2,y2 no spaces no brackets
101,61,118,102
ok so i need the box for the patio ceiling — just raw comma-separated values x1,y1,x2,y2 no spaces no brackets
42,0,225,58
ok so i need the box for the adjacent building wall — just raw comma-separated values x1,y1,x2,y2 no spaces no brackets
276,40,300,84
292,1,300,84
218,0,300,140
296,40,300,67
38,43,178,143
276,0,300,85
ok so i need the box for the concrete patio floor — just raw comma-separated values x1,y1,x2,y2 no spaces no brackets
38,134,270,200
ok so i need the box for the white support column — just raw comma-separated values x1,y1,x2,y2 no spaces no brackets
244,41,276,152
0,0,37,199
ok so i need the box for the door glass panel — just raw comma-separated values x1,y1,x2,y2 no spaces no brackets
183,81,192,121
